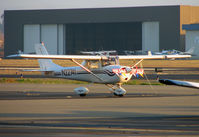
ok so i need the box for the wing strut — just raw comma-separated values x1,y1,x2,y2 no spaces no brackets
132,59,144,68
71,59,104,82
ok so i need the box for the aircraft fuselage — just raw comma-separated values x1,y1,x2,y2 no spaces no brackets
53,65,132,84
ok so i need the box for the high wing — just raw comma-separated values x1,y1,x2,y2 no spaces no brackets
7,54,102,60
8,54,191,60
118,55,191,60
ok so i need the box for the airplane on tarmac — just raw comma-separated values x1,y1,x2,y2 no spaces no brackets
153,46,196,56
80,50,117,56
8,43,191,97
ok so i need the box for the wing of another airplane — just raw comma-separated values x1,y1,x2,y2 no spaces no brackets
159,79,199,89
8,54,191,60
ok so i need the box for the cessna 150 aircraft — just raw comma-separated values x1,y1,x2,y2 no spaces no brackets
8,43,191,97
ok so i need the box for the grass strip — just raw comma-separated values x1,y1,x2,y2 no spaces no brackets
0,78,162,85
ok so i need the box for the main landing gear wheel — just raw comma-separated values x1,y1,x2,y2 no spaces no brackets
74,87,89,97
79,94,87,97
113,93,124,97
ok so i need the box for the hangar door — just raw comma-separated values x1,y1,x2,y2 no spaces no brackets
24,24,40,54
23,24,65,54
41,25,58,54
142,22,159,52
185,31,199,56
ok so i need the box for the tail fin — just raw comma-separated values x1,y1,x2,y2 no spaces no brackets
148,51,152,56
185,46,195,55
35,43,62,71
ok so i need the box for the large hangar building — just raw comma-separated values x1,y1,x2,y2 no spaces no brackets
4,5,199,56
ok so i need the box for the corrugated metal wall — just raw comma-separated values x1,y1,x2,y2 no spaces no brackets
65,22,142,54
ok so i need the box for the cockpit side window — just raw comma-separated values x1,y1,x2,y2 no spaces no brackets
86,60,100,69
102,57,118,67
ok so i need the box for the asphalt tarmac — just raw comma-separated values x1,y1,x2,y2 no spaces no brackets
2,73,199,80
0,83,199,137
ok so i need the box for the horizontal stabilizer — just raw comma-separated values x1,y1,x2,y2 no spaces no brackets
21,69,54,72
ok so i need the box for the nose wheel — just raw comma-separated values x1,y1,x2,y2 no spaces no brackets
79,94,87,97
113,92,124,97
106,84,126,97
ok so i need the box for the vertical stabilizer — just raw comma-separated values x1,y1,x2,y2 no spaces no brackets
35,43,62,71
185,46,195,55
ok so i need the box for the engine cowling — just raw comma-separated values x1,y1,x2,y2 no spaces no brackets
74,87,89,97
113,87,126,97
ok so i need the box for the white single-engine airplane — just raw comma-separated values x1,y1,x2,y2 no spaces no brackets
8,43,191,97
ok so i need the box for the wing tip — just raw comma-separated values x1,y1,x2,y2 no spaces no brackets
7,54,20,58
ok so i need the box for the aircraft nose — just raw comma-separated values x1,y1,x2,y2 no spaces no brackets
111,67,132,83
118,72,132,82
118,74,131,83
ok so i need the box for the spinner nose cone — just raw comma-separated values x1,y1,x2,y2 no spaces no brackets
125,67,132,73
118,73,132,83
